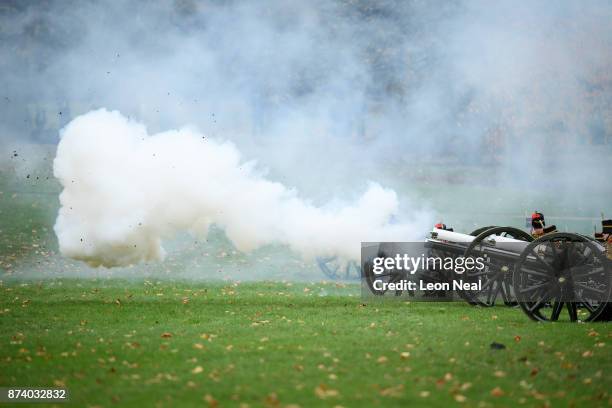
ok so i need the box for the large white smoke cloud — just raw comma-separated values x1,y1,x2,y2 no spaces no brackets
54,109,430,267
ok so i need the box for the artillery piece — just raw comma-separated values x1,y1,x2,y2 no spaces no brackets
423,226,611,321
356,220,611,322
317,211,611,322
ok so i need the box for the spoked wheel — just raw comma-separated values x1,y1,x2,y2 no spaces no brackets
363,250,405,296
470,226,498,236
462,226,534,307
513,233,611,322
317,256,361,280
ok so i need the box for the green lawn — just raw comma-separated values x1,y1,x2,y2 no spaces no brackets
0,280,610,407
1,159,611,407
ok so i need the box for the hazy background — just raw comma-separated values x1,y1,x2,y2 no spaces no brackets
1,0,610,280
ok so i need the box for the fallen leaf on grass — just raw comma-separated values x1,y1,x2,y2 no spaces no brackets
494,370,506,378
53,379,66,387
204,394,218,407
161,332,172,338
314,384,339,399
200,333,216,341
490,387,505,397
265,392,279,406
192,366,204,374
379,384,404,397
419,391,430,398
454,394,466,402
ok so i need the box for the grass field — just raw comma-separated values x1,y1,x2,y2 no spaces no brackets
1,157,611,407
1,279,610,407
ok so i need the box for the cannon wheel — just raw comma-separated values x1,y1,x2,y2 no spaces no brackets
470,226,498,236
513,232,611,322
317,256,361,280
462,226,534,307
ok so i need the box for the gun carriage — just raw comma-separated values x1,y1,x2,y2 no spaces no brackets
322,215,612,322
422,226,611,322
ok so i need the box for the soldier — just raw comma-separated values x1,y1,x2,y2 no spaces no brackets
531,211,557,237
594,218,612,259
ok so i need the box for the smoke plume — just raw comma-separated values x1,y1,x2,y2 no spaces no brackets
54,109,429,267
2,1,611,278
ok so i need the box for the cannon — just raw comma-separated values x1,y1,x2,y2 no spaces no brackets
427,227,611,321
360,225,611,322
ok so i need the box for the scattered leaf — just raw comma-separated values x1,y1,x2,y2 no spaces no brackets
460,383,472,391
204,394,218,407
379,384,404,397
454,394,466,402
314,384,339,399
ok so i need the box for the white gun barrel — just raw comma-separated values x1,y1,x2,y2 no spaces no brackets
430,228,475,243
429,228,530,252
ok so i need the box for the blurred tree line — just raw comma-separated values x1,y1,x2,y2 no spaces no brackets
0,0,609,156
